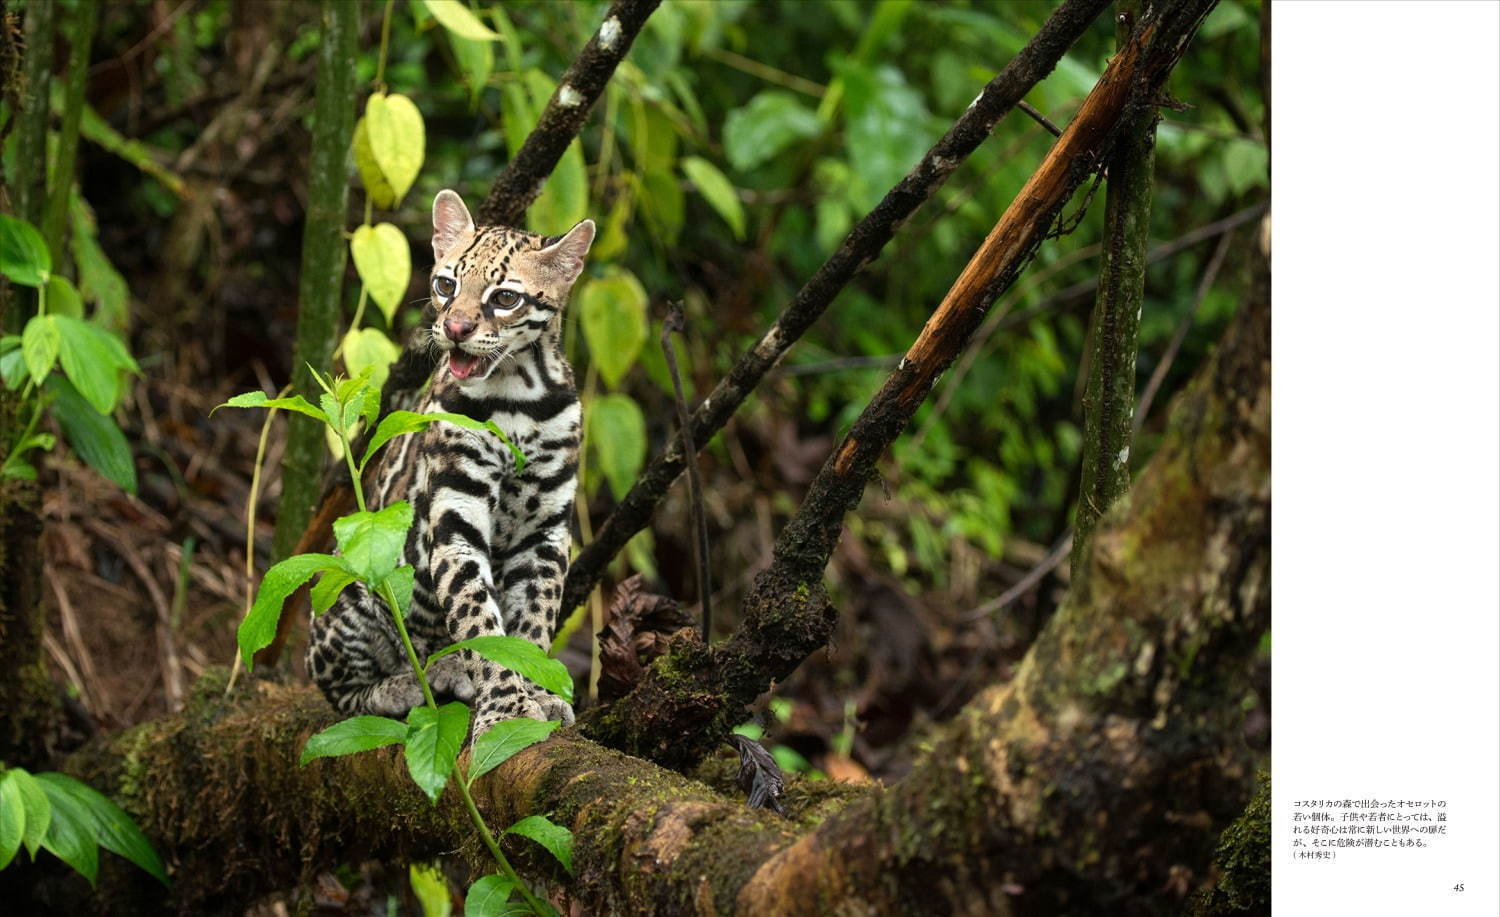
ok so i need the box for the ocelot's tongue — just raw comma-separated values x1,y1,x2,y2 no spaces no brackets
448,350,482,379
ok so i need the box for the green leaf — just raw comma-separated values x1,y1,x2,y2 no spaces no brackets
404,702,470,803
333,502,414,583
427,636,574,704
351,223,411,325
36,776,98,885
722,91,821,172
354,116,398,210
36,772,168,886
239,553,346,666
505,815,573,875
45,275,84,318
49,376,137,494
381,565,416,619
70,192,130,332
638,168,684,247
213,390,328,421
6,768,51,858
366,93,425,206
410,862,453,917
54,315,126,413
0,773,24,869
300,715,408,764
681,156,745,240
841,62,930,212
341,327,401,395
448,32,493,105
423,0,501,41
464,874,518,917
22,314,59,384
0,213,51,286
309,567,357,615
577,271,648,389
360,409,524,472
518,71,588,234
468,718,560,783
1,335,26,389
586,393,646,501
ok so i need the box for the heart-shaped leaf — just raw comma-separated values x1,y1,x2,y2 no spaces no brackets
366,93,425,206
350,223,411,325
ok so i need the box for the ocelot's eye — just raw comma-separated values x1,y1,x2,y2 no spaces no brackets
433,276,457,298
488,289,523,311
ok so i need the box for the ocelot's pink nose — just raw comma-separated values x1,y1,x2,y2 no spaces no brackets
444,318,476,342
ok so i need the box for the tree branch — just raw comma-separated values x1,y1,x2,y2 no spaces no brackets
561,0,1116,616
581,0,1221,769
476,0,661,226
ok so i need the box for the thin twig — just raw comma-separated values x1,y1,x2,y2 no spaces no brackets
1018,100,1063,138
48,575,102,715
661,303,712,639
961,532,1074,622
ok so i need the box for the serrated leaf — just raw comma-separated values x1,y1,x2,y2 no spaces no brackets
354,116,397,209
54,315,126,413
464,874,518,917
49,376,137,494
46,274,84,318
36,772,168,886
505,815,572,874
36,777,97,885
577,271,647,388
213,390,328,421
0,774,24,869
366,93,425,205
681,157,745,239
239,553,346,665
300,715,408,764
423,0,500,40
333,502,414,584
428,636,574,704
22,314,59,384
310,568,357,615
0,213,51,286
360,409,524,472
351,223,411,325
468,719,560,783
404,702,470,803
6,768,50,857
586,393,646,501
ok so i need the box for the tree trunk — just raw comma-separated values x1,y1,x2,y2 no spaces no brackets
1071,0,1158,571
46,243,1266,914
270,0,358,562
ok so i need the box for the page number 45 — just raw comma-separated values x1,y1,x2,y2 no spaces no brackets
1453,883,1464,892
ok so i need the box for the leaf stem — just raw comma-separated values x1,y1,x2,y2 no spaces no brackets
373,0,396,92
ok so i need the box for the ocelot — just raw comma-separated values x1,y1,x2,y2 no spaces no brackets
306,189,593,736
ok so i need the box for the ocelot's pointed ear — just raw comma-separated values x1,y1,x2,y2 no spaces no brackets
538,219,595,285
432,190,475,262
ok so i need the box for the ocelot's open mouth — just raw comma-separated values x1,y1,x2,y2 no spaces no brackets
448,348,499,380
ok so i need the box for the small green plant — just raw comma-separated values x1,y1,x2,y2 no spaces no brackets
218,368,569,917
0,764,168,888
1,214,140,492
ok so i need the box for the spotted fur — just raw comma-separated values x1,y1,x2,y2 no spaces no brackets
307,190,593,736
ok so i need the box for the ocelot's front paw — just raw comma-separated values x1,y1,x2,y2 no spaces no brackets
527,687,575,726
